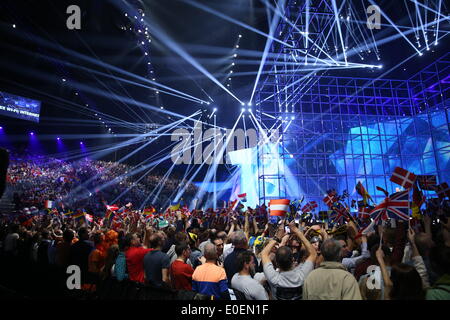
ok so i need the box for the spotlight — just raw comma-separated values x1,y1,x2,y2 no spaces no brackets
241,108,245,112
239,34,242,38
291,116,295,120
419,52,423,56
12,24,16,28
241,102,245,106
57,137,60,141
80,142,84,145
30,132,34,136
247,102,252,106
248,109,252,113
213,108,217,111
235,45,239,49
378,65,383,69
0,127,2,130
233,54,237,58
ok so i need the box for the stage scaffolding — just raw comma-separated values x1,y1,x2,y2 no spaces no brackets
255,47,450,207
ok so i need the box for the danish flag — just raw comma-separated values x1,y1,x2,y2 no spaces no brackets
390,167,416,189
358,206,373,219
269,199,290,216
323,194,337,208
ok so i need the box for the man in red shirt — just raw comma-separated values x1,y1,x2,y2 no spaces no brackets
124,232,153,283
169,242,194,290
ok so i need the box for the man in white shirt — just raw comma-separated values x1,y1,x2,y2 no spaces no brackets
231,250,268,300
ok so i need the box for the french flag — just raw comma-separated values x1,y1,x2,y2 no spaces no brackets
44,200,54,209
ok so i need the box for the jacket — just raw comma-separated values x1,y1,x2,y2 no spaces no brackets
303,261,362,300
426,274,450,300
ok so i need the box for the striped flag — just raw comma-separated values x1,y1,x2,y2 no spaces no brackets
390,167,417,189
106,205,119,211
238,193,247,202
85,214,93,223
269,199,290,216
143,206,156,216
417,175,437,190
356,181,373,206
72,210,86,220
44,200,55,209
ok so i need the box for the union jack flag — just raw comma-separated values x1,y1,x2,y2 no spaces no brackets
436,182,450,200
417,175,437,190
390,167,417,189
370,190,410,222
329,203,350,225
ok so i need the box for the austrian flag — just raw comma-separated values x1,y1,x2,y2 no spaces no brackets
390,167,416,189
269,199,290,216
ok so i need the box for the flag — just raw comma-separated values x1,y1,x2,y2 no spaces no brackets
355,218,377,239
376,186,389,197
269,199,290,216
72,211,86,220
329,203,350,225
358,206,373,219
85,214,93,223
238,193,247,202
143,206,156,216
229,199,239,211
323,194,337,208
302,201,318,213
436,182,450,200
412,181,426,208
390,167,417,189
44,200,55,209
356,181,373,205
417,175,437,190
106,205,119,211
370,190,410,222
169,201,180,211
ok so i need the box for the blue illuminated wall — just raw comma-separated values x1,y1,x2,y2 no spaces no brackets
256,54,450,208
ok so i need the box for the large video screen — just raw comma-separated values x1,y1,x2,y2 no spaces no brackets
0,91,41,123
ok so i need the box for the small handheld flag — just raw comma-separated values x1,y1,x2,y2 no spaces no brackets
269,199,290,216
390,167,417,189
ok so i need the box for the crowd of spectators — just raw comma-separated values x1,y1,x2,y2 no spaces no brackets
6,153,198,214
0,203,449,300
